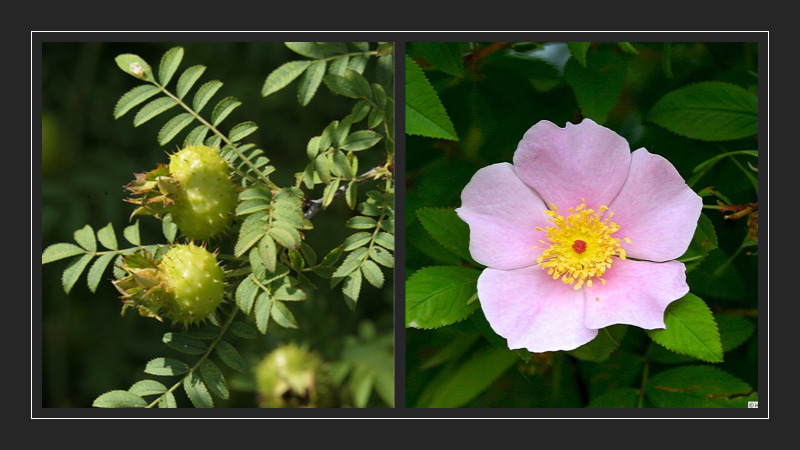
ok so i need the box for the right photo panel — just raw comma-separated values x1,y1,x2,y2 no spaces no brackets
405,41,760,408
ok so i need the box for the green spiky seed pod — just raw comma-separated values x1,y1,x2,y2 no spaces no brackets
168,146,237,240
125,145,237,240
113,243,225,326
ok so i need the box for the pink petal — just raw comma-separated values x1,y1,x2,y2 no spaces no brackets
513,119,632,211
608,148,703,261
584,259,689,330
478,266,597,352
456,163,550,270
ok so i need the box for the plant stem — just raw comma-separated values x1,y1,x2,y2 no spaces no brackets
146,306,239,408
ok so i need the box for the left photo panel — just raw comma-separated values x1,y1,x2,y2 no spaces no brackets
39,41,395,409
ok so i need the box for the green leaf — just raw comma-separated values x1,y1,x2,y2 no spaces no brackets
405,55,458,140
159,392,177,408
314,153,332,184
321,245,344,267
678,213,718,271
567,42,591,67
184,125,209,147
374,232,394,251
647,81,758,141
259,234,277,273
176,65,206,100
42,243,85,264
417,208,476,264
413,42,464,76
368,107,384,130
161,213,177,243
406,266,481,329
415,344,518,408
333,149,353,178
285,42,324,59
361,259,384,288
74,224,96,252
320,121,336,151
646,293,723,363
343,231,371,251
587,388,640,408
298,60,326,106
323,74,363,99
349,365,374,408
133,97,177,127
269,224,299,250
93,390,147,408
144,357,189,376
645,365,756,408
346,181,357,210
348,55,368,74
716,314,756,353
341,130,382,151
199,360,229,400
346,216,377,229
158,47,184,86
333,247,368,278
328,55,349,76
114,85,160,119
62,254,94,294
193,80,223,114
96,223,118,250
228,122,258,142
322,179,341,209
262,60,312,97
273,282,307,301
342,270,362,311
115,53,154,82
299,243,317,267
369,246,394,268
568,325,627,362
564,48,625,124
158,113,194,145
271,301,298,328
162,332,207,355
129,379,168,397
351,99,371,122
229,321,258,340
123,221,141,246
235,275,259,315
254,292,272,334
184,372,213,408
211,96,241,126
87,253,115,293
216,340,248,372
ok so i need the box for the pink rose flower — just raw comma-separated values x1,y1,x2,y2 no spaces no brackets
456,119,702,352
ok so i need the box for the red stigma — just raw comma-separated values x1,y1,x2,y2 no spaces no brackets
572,240,587,254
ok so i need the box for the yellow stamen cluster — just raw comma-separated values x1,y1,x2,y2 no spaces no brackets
534,199,630,290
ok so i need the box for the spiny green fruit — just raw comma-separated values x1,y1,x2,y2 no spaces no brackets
113,243,225,326
255,343,325,408
125,145,237,240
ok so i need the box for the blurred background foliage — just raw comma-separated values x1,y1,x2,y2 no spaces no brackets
405,41,759,408
40,42,393,408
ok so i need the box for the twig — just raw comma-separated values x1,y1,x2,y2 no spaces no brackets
303,161,392,220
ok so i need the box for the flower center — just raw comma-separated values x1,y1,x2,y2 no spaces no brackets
534,199,630,290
